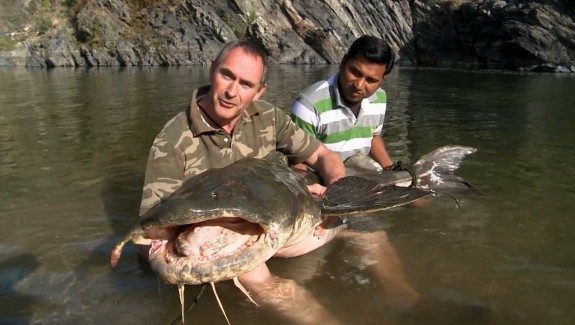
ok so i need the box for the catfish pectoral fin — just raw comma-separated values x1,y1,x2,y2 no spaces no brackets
322,176,433,216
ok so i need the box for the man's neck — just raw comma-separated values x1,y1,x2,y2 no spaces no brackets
197,96,239,134
342,97,361,117
337,78,361,117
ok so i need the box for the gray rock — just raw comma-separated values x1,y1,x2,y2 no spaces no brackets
0,0,573,72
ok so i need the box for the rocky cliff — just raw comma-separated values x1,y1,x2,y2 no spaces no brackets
1,0,574,72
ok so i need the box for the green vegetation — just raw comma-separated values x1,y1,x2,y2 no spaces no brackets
65,0,88,18
36,17,52,35
246,10,258,25
62,0,76,7
0,37,17,51
228,10,260,40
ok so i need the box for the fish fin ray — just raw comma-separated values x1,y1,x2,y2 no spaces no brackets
322,176,432,216
233,277,259,306
177,284,185,325
211,282,231,325
413,145,477,191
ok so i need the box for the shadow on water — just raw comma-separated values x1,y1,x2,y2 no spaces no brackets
0,254,40,324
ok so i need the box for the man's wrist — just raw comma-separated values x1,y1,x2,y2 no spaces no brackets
382,163,394,170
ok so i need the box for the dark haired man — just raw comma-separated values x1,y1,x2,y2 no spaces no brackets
291,35,395,169
291,35,422,312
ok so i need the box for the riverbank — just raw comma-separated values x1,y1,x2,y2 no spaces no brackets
1,0,573,72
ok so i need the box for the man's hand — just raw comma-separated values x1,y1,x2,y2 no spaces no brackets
304,144,345,186
306,183,327,197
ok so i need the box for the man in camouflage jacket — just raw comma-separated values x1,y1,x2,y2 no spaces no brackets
136,40,346,323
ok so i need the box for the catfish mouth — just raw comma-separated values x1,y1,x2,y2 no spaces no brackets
147,217,278,285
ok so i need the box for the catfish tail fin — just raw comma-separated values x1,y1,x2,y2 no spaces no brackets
412,145,477,192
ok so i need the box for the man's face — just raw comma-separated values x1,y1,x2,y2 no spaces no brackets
208,47,267,123
338,54,387,106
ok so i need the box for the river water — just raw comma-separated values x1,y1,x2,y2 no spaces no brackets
1,66,574,324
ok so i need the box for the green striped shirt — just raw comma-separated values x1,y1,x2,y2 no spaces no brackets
291,73,387,161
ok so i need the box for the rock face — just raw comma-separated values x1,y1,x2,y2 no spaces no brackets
412,0,575,72
0,0,573,72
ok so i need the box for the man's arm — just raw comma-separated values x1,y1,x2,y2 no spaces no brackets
239,263,341,325
139,138,185,217
303,144,345,187
291,98,330,173
291,98,319,137
136,135,185,258
369,135,393,169
275,106,344,190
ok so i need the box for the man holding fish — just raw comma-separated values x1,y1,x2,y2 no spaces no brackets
135,40,348,324
120,38,422,324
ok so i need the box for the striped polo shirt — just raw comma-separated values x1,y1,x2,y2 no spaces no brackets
291,73,387,161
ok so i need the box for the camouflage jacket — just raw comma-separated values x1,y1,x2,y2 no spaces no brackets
139,85,320,216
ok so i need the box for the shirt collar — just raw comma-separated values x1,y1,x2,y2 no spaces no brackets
329,73,347,109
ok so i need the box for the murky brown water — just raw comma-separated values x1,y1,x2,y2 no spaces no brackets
1,66,574,324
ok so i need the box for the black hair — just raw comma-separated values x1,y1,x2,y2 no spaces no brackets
345,35,395,75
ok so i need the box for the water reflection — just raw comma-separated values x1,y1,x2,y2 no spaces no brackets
0,66,574,324
0,253,40,323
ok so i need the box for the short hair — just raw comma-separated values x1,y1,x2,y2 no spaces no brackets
345,35,395,75
213,40,269,86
